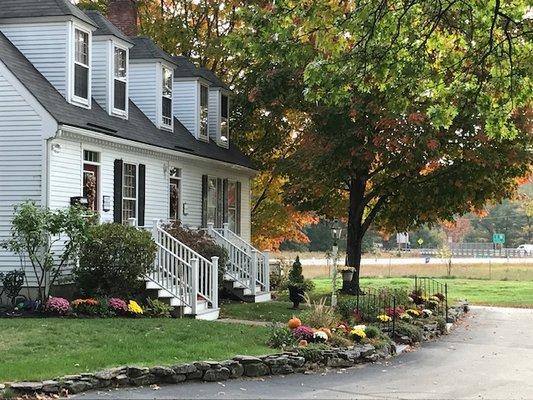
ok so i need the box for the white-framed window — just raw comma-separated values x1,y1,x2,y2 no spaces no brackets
227,180,237,232
113,46,127,114
220,94,229,144
200,84,209,140
169,167,181,220
73,28,90,105
162,67,173,127
207,176,218,225
122,163,137,223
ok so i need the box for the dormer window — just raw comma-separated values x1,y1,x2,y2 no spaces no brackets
200,84,209,140
113,46,127,114
162,67,173,127
220,94,229,143
73,28,90,104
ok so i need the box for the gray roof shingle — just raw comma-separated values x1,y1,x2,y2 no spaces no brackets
130,36,176,65
173,56,231,91
84,10,133,45
0,0,97,28
0,31,254,170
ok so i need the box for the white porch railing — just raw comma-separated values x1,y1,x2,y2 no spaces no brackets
207,223,269,294
148,219,218,313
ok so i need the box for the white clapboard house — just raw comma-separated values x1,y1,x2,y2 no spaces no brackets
0,0,270,319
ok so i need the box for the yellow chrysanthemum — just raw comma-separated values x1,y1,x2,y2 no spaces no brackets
350,328,366,340
377,314,392,322
128,300,143,314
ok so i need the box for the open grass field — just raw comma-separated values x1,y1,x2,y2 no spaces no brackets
0,318,272,383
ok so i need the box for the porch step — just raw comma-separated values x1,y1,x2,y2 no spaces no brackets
222,278,271,303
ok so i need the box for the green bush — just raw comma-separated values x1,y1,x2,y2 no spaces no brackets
395,321,424,343
297,343,329,362
284,256,314,291
74,224,156,297
267,326,297,349
337,298,358,321
145,298,173,318
365,325,381,339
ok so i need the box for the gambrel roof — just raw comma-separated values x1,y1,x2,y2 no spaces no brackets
0,31,254,170
0,0,97,28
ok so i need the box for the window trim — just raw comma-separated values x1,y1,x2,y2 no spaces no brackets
199,83,209,141
71,25,91,107
122,162,138,224
112,45,128,117
161,66,173,129
206,176,218,225
227,180,238,232
219,93,229,147
82,149,101,212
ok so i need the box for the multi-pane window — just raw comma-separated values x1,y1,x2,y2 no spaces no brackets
200,85,209,139
220,94,229,143
114,47,127,112
83,150,100,211
227,180,237,232
162,67,173,127
207,177,218,225
122,163,137,223
169,168,181,220
74,29,89,101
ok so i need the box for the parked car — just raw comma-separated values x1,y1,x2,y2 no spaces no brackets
516,244,533,255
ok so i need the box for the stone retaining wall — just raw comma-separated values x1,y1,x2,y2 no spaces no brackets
2,302,469,397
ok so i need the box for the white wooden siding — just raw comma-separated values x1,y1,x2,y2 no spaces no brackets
173,80,198,137
0,22,69,98
208,88,220,142
0,61,56,282
129,61,158,126
91,40,110,113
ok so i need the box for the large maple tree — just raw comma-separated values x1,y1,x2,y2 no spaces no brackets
232,0,533,292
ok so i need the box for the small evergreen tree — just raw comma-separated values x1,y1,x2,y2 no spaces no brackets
288,256,304,286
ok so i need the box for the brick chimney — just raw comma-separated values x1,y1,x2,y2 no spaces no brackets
107,0,139,37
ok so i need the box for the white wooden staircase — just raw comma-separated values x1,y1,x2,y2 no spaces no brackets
145,219,220,320
207,223,271,303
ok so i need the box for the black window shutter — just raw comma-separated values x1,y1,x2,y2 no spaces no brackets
216,178,223,227
113,159,123,223
222,179,229,224
236,181,242,235
201,174,208,227
138,164,146,227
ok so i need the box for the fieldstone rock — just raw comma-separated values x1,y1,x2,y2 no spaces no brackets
287,356,305,368
220,360,244,378
172,364,197,375
187,370,204,380
113,374,129,386
194,362,211,371
203,367,230,382
270,364,294,375
127,367,149,378
0,384,5,390
233,355,262,364
65,380,92,394
205,361,222,369
150,366,175,377
326,357,353,368
165,374,186,384
360,344,375,357
62,374,82,380
243,362,270,377
130,374,157,386
11,382,43,392
363,353,380,362
94,367,124,380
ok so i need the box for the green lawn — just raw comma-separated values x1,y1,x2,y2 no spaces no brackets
0,318,272,383
220,301,307,323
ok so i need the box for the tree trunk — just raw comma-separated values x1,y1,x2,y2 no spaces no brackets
344,177,366,294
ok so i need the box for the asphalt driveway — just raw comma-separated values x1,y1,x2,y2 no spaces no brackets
76,306,533,399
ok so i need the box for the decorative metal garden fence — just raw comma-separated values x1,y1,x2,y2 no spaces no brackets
355,287,398,337
414,276,448,321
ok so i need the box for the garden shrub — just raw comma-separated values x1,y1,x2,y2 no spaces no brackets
74,223,156,297
300,296,338,328
364,325,381,339
145,298,173,318
435,316,447,333
267,326,297,349
395,321,424,343
297,343,329,363
162,221,228,286
108,298,128,315
337,297,358,321
71,298,106,316
45,297,70,315
269,259,290,291
329,332,353,348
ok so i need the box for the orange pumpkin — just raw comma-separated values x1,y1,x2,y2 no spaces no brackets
319,328,332,338
288,317,302,330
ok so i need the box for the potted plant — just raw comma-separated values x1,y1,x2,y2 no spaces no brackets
286,256,314,309
338,266,354,282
